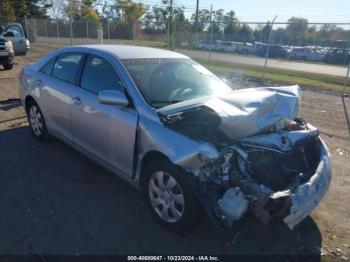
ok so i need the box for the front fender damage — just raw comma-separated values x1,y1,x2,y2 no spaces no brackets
145,86,331,229
183,130,331,230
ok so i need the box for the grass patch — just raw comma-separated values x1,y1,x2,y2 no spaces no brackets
196,58,349,94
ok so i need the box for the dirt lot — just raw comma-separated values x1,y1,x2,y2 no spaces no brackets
0,43,350,257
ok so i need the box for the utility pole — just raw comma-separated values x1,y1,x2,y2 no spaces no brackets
263,15,277,79
167,0,173,49
209,4,213,63
194,0,199,32
69,0,73,45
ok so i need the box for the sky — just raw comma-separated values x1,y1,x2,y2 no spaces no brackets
142,0,350,23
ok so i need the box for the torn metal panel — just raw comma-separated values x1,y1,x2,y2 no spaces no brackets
158,85,300,139
237,123,319,152
283,139,332,229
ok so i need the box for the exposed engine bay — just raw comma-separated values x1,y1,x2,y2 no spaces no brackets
158,85,331,229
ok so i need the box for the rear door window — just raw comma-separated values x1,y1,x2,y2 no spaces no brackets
52,53,83,85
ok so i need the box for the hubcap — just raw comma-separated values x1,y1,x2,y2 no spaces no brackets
148,171,185,223
29,105,43,136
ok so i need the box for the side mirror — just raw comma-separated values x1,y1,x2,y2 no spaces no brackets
98,90,129,107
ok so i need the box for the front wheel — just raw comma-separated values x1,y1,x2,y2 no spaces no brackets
143,160,204,232
27,100,49,142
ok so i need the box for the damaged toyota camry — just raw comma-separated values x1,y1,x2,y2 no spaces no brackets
20,45,331,232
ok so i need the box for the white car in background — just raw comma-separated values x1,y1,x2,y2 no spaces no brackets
289,47,326,62
1,23,30,56
214,40,239,53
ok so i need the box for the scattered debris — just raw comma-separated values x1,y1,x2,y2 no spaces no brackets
328,247,348,260
336,148,346,156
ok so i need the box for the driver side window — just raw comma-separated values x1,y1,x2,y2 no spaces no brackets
80,55,124,94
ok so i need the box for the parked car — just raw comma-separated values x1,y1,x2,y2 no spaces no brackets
196,40,213,50
257,44,290,58
324,48,350,65
1,23,30,56
236,42,255,55
20,45,331,232
0,36,14,70
214,40,238,52
289,47,326,62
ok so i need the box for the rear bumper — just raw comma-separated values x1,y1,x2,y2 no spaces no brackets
283,139,331,229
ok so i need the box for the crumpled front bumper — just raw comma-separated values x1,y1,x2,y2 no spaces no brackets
283,139,331,229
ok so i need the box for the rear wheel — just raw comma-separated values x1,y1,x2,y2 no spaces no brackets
27,100,49,142
3,63,13,70
143,160,204,232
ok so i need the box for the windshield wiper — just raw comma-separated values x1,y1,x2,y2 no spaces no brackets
149,99,183,106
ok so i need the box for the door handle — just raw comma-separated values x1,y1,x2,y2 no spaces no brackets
72,96,81,105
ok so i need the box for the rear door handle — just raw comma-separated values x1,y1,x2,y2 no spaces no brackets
72,96,81,105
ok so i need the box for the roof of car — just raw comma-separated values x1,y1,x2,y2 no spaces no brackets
71,44,189,59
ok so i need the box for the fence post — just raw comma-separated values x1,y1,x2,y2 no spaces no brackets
34,19,37,39
132,20,136,41
24,16,30,40
107,21,110,40
167,0,173,49
56,19,59,40
343,61,350,94
70,19,73,45
97,29,103,44
263,15,278,80
209,4,213,63
44,20,48,38
86,20,89,40
342,61,350,135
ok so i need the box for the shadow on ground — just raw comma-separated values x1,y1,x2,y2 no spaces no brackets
0,127,322,256
0,99,22,112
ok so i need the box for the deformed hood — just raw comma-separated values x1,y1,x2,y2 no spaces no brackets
158,85,300,139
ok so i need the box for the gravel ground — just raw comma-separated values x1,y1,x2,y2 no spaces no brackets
0,43,349,257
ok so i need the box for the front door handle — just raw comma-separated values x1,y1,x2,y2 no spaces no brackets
72,96,81,105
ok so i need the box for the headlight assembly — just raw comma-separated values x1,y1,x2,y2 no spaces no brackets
5,41,13,52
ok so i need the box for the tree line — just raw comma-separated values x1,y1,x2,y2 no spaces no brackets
0,0,349,47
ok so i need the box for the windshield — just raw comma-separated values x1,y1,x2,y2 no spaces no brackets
122,58,232,108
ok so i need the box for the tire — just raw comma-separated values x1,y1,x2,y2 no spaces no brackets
143,159,204,232
3,63,13,70
26,100,49,142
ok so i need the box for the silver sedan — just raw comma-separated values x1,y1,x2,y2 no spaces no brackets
20,45,331,232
